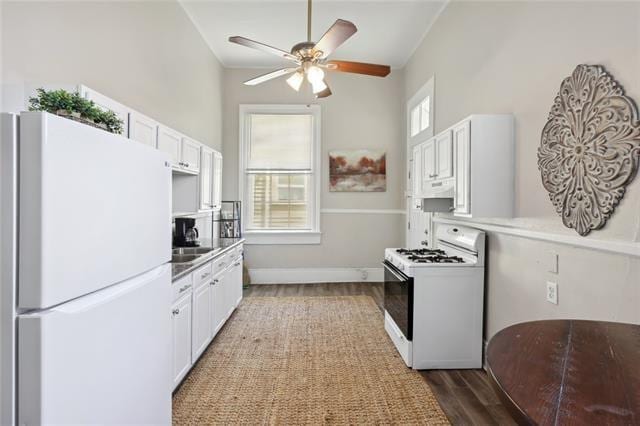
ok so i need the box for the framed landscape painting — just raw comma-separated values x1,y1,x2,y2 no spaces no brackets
329,150,386,192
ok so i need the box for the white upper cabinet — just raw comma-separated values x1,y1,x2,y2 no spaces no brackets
181,137,201,174
453,121,470,215
422,139,437,184
435,130,453,179
452,115,514,218
79,85,129,137
128,111,158,148
212,151,223,210
200,147,214,211
157,125,182,167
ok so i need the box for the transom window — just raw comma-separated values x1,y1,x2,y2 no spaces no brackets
410,96,431,137
239,105,321,244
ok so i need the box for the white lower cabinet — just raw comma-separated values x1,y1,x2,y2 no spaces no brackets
230,258,243,308
210,271,227,336
171,293,192,388
191,281,212,360
171,243,243,390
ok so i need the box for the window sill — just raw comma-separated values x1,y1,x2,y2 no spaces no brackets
243,231,322,245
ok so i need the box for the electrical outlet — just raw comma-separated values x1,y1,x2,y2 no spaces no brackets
546,281,558,305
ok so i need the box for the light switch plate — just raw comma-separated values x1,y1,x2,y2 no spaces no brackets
547,252,559,274
546,281,558,305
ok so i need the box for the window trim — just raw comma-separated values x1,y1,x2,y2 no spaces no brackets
238,104,322,245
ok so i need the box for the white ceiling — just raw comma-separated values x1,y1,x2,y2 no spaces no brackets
179,0,448,69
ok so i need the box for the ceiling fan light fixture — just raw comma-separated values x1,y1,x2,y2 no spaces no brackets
306,65,325,85
286,71,304,91
311,78,327,94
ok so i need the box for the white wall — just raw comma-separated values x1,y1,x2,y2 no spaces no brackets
1,0,223,150
223,69,405,271
403,1,640,338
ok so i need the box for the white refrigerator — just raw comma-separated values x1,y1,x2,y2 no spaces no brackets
1,112,172,424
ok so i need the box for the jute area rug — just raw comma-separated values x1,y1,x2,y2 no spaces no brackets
173,296,449,425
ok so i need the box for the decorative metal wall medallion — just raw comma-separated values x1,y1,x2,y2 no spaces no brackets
538,64,640,236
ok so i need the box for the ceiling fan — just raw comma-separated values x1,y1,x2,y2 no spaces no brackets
228,0,391,98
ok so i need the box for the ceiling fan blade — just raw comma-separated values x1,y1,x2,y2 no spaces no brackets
327,60,391,77
313,19,357,58
315,81,332,99
229,36,299,62
244,68,297,86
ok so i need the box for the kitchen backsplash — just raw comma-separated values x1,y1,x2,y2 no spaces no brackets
172,211,220,246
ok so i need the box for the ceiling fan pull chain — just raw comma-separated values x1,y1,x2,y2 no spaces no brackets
307,0,312,42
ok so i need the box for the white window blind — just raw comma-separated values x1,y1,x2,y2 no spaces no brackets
241,107,320,235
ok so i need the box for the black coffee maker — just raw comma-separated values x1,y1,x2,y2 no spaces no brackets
174,218,200,247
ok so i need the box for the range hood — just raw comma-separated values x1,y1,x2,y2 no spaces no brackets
421,178,454,213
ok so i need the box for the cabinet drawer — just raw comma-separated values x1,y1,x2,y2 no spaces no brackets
231,245,243,260
193,262,213,288
212,253,230,274
172,274,193,303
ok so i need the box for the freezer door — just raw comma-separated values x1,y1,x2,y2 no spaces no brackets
18,112,171,309
18,264,171,425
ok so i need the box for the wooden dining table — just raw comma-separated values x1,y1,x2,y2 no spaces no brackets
486,320,640,425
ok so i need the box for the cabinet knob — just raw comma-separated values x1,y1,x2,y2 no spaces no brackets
172,308,180,315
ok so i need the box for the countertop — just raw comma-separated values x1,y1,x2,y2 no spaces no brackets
171,238,245,281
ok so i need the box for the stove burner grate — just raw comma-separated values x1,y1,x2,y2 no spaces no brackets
396,248,446,256
408,255,465,263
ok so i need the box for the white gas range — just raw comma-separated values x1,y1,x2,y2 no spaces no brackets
383,225,485,369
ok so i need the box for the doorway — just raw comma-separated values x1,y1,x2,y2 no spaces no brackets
405,76,435,248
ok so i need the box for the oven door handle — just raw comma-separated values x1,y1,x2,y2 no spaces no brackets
382,260,409,282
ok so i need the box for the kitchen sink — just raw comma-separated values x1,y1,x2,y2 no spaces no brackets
172,247,214,255
170,254,201,263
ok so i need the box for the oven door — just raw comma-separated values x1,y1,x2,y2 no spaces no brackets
383,261,413,341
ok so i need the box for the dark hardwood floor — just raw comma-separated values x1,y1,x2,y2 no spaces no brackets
245,282,515,425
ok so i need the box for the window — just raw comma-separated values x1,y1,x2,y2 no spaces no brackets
410,96,431,137
239,105,321,244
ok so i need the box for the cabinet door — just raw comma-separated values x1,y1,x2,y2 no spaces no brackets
422,139,437,185
453,121,471,214
212,151,223,209
230,257,243,308
181,138,201,174
436,131,453,179
200,147,214,211
128,111,158,148
157,126,181,167
79,86,129,137
172,294,192,389
210,272,226,336
411,144,423,198
191,282,212,361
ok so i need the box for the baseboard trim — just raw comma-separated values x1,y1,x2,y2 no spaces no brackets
248,267,383,284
